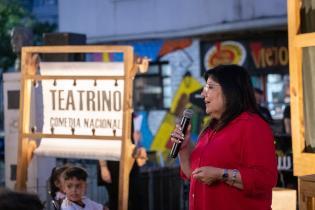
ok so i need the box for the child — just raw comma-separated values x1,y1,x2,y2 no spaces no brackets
49,165,70,204
61,166,104,210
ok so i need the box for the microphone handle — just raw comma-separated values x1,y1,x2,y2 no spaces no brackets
169,117,190,158
169,141,182,158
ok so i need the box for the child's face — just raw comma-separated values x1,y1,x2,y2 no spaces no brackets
63,177,86,202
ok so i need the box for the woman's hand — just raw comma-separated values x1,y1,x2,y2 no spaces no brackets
170,124,191,150
170,123,192,178
192,166,222,185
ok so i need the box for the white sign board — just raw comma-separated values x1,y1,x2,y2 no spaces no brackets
40,62,124,136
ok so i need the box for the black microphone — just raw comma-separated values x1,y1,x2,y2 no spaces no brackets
169,109,194,158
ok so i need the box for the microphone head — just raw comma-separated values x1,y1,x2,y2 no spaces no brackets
183,109,194,119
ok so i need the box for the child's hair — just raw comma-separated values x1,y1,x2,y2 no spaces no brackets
49,165,70,199
63,166,88,181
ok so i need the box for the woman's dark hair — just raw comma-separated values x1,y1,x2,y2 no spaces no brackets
63,166,88,181
204,65,259,130
49,165,70,199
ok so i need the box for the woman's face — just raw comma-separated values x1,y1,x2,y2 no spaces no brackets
201,77,225,119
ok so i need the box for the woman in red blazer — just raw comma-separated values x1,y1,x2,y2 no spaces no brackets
171,65,277,210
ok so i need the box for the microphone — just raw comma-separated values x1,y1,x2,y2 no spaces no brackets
169,109,194,158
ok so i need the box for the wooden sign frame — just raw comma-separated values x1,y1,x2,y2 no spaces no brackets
16,45,141,210
288,0,315,176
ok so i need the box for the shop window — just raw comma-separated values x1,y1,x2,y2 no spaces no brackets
266,74,290,120
133,61,171,110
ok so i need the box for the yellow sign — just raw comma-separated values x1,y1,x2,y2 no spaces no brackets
204,41,246,69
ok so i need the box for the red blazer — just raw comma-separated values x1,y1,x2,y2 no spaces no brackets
184,112,277,210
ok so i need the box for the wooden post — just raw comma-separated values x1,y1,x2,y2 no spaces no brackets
15,51,37,190
118,46,135,210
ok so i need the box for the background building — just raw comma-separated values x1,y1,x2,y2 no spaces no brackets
57,0,288,153
21,0,58,24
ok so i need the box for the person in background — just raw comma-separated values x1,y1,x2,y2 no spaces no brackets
98,113,146,210
283,85,291,135
61,166,104,210
283,105,291,135
278,86,295,188
0,188,43,210
170,65,278,210
254,87,273,124
49,165,71,205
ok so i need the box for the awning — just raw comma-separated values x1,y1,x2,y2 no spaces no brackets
34,139,122,161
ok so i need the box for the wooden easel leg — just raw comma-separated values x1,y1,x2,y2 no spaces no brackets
307,197,315,210
15,137,29,191
118,142,135,210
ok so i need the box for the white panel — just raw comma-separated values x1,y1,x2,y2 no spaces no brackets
34,139,121,160
40,62,124,76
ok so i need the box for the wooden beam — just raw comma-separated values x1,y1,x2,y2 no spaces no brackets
295,154,315,176
118,46,134,210
25,75,126,80
23,45,133,53
22,133,123,140
294,32,315,48
16,51,36,190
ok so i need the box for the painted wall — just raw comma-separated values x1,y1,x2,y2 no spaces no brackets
58,0,287,42
85,33,288,164
86,39,204,164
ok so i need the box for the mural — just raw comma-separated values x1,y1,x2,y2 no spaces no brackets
134,74,207,164
86,38,207,163
204,41,246,69
150,74,202,151
86,39,193,62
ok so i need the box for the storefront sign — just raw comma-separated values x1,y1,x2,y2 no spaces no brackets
204,41,246,69
201,36,289,74
250,42,288,69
